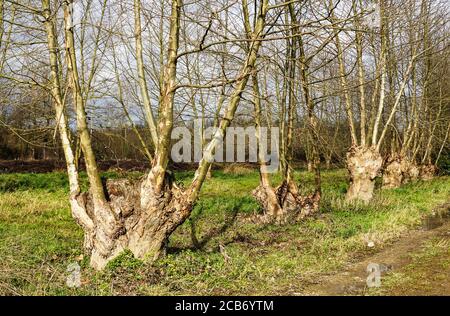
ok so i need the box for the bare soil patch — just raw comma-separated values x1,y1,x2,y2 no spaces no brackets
301,203,450,295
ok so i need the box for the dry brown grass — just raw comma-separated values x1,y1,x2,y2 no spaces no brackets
222,163,255,175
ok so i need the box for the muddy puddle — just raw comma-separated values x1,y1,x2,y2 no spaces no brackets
421,204,450,230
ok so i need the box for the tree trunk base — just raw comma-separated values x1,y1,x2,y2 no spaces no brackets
402,160,420,183
72,172,193,270
346,146,382,202
419,164,437,181
382,155,420,189
382,157,403,189
251,180,320,224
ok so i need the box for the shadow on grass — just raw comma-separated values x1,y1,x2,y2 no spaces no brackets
167,202,241,254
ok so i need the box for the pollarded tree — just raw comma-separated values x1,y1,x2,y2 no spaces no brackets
382,0,449,187
40,0,271,269
250,0,332,223
329,0,423,202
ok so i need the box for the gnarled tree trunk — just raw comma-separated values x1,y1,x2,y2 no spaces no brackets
382,155,403,189
404,161,420,183
74,172,193,270
419,164,437,181
382,155,420,189
346,146,383,202
252,179,320,224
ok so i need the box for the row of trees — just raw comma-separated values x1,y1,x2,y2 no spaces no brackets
0,0,448,269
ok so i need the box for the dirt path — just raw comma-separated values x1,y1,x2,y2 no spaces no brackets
302,203,450,295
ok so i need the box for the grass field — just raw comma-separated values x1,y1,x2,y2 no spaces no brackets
0,169,449,295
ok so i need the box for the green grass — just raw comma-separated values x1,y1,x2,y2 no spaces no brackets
0,169,449,295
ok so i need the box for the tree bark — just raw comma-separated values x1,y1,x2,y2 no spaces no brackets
346,146,383,202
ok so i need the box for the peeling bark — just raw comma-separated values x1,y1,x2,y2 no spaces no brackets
346,146,383,202
76,173,193,270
